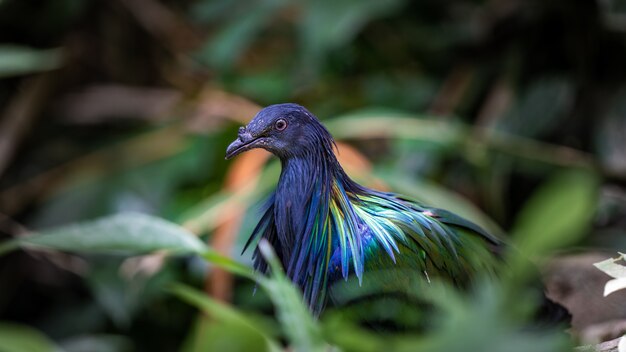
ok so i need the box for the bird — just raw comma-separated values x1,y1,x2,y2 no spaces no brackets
225,103,505,317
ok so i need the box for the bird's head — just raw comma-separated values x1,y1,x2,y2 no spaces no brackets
225,103,335,160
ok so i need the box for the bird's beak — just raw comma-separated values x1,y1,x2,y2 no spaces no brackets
225,128,261,159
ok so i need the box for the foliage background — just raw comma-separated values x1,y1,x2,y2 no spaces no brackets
1,0,626,351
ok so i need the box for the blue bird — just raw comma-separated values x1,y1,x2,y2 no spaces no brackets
225,103,504,315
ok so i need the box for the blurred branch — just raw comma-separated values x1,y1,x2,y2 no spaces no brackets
57,84,181,124
429,64,475,117
475,76,515,128
484,130,596,169
118,0,207,92
119,0,202,52
184,88,263,132
0,75,54,178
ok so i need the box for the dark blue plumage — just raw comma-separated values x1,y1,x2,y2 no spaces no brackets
226,103,503,314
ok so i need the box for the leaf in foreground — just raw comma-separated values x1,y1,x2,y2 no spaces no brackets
257,240,328,352
171,284,281,352
1,212,207,256
511,170,599,256
0,322,60,352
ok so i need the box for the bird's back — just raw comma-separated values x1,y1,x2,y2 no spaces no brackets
325,191,503,309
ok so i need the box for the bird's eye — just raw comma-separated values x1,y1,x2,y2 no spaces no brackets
275,119,287,131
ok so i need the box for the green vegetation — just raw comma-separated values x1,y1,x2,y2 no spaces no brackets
1,0,625,351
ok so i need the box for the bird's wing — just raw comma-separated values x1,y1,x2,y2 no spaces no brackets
349,193,502,286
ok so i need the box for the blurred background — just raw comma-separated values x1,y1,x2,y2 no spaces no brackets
1,0,626,351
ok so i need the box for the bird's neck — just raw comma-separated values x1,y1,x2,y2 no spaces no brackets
274,151,355,255
278,154,337,197
276,152,336,219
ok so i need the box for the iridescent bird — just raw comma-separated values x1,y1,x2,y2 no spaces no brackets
225,103,503,315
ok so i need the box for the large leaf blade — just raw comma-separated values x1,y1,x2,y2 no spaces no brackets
7,213,207,255
171,284,281,352
511,170,599,255
257,240,327,352
0,322,60,352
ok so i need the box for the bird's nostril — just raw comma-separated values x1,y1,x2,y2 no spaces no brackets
238,126,246,134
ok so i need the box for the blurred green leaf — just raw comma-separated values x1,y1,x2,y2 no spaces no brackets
410,282,570,352
0,323,60,352
321,312,388,352
326,111,464,146
171,284,281,352
60,334,132,352
511,170,600,255
323,279,571,352
300,0,405,69
0,45,61,78
1,213,207,256
84,259,177,328
201,249,255,280
257,240,327,352
196,0,288,70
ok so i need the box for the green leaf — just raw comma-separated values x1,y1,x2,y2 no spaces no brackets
0,45,61,78
3,213,207,256
60,334,132,352
201,249,255,280
511,170,599,255
325,111,464,147
0,322,60,352
256,240,327,352
171,284,281,352
321,312,388,352
196,1,288,70
300,0,405,69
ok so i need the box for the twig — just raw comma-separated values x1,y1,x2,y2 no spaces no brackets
119,0,202,53
0,74,53,178
429,64,475,117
